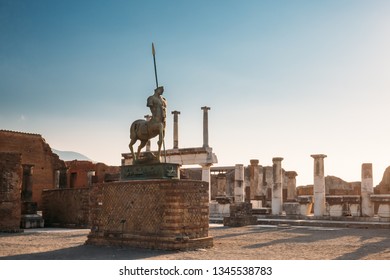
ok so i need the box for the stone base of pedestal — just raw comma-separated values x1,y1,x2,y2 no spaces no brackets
87,232,213,250
283,202,300,215
209,201,230,218
371,195,390,218
21,214,44,228
297,196,313,215
86,179,213,250
223,202,257,227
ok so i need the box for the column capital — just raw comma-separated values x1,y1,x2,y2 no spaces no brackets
201,106,211,111
272,157,284,163
171,110,181,115
311,154,327,159
285,171,298,178
250,159,259,166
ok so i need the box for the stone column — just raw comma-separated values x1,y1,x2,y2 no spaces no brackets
272,157,283,215
201,164,212,201
54,170,60,189
216,173,227,196
250,159,261,200
171,110,180,149
144,114,152,151
361,163,374,217
285,171,298,201
234,164,245,203
87,171,96,186
201,106,210,148
311,154,327,216
264,167,273,202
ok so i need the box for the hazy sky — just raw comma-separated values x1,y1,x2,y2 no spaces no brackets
1,0,389,186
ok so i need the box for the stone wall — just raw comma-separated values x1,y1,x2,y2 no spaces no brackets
0,130,66,209
0,153,22,232
375,166,390,194
223,202,257,227
297,176,361,196
42,188,89,227
87,179,212,250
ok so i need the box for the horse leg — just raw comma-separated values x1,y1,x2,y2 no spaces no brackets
129,138,137,160
136,140,148,159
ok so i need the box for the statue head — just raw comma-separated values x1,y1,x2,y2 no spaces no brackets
155,86,164,95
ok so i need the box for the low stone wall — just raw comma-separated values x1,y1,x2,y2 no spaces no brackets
371,194,390,218
326,195,361,217
42,188,89,228
0,153,23,232
86,179,213,250
223,202,257,227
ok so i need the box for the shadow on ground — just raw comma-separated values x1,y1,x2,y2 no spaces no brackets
0,244,175,260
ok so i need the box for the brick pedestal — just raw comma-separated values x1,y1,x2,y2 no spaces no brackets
86,179,213,250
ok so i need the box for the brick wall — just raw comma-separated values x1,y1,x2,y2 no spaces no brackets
87,179,213,250
0,130,66,209
42,188,89,227
65,160,120,188
0,153,22,232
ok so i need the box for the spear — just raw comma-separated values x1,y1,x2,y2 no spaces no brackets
152,42,158,88
151,42,166,163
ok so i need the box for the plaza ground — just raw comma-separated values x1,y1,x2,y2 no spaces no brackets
0,224,389,260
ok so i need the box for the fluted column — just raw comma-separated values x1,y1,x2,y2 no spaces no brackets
234,164,245,203
201,164,212,201
272,157,283,215
171,110,180,149
361,163,374,217
201,106,210,148
311,154,327,216
250,159,262,200
285,171,298,201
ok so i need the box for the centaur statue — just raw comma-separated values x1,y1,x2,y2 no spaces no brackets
129,86,167,163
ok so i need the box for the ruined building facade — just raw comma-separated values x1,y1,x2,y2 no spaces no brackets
0,130,66,209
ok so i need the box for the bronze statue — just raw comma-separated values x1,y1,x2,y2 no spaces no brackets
129,86,166,163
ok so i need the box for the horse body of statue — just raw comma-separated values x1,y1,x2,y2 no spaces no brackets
129,118,164,162
129,86,166,163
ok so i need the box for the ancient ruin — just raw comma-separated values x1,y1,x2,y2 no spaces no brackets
86,84,213,249
0,130,66,209
1,42,389,249
85,44,213,250
0,153,23,232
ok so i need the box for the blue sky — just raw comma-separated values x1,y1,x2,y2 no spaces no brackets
1,0,389,186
